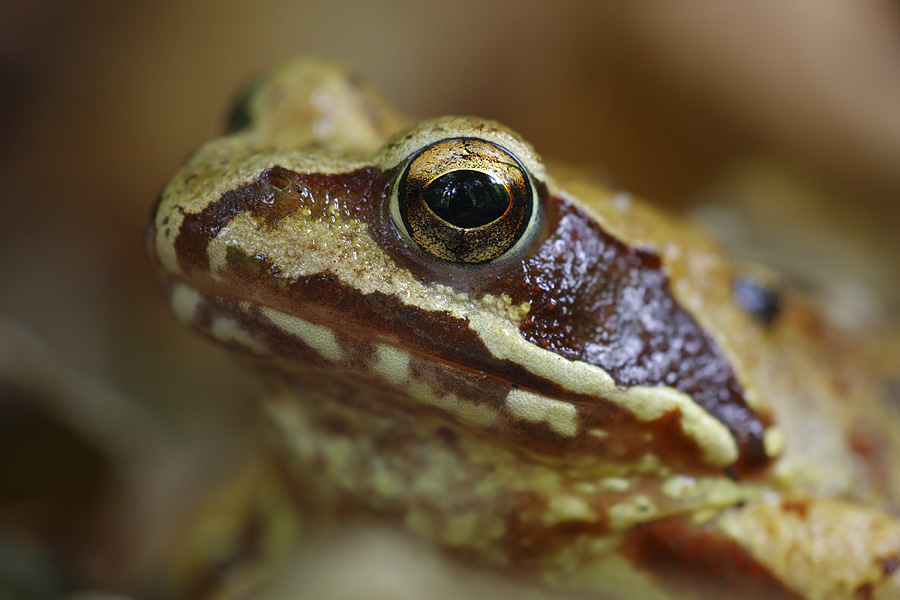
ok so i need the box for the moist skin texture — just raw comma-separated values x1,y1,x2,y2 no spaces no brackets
150,58,900,599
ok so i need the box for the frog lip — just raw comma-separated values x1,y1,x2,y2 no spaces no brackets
165,277,748,473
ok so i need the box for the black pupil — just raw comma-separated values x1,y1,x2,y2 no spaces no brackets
421,170,510,228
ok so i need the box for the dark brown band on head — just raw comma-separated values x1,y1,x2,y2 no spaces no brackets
168,166,769,471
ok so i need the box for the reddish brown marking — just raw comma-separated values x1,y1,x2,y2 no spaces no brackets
499,494,611,567
850,423,884,462
881,554,900,576
848,421,893,500
781,500,809,518
264,169,294,190
620,517,803,600
855,582,874,600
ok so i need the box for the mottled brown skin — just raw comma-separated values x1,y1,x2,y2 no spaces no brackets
150,59,900,599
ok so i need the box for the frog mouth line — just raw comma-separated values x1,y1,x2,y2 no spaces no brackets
166,277,750,474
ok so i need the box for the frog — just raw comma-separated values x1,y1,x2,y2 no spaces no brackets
148,58,900,600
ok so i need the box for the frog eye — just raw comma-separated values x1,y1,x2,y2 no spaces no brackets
391,138,538,263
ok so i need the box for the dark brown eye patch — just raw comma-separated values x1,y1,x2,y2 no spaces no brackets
392,138,537,264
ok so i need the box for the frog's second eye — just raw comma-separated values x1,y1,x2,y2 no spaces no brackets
226,78,264,133
392,138,537,263
733,274,782,325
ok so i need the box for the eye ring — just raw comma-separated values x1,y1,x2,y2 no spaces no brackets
391,138,538,263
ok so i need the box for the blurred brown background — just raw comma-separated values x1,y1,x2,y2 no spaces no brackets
1,1,899,596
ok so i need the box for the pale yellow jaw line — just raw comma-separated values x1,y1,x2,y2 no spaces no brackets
171,257,737,469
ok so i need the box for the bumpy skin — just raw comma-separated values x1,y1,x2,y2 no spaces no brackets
150,58,900,599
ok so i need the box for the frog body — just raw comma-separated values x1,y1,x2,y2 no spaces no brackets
150,59,900,599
